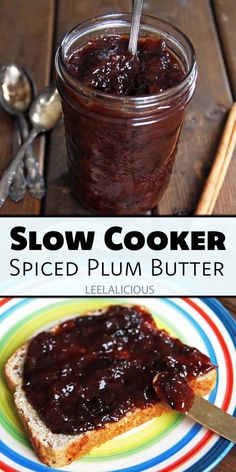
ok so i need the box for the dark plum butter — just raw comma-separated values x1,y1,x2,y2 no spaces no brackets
56,14,197,215
153,372,195,413
23,305,214,435
66,36,185,96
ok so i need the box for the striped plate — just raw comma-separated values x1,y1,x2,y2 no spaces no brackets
0,298,235,472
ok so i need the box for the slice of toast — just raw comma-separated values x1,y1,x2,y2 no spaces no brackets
5,306,217,468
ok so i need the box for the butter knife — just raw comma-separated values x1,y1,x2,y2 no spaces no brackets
187,395,236,443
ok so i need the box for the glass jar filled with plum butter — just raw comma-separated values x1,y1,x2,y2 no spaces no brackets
56,14,197,215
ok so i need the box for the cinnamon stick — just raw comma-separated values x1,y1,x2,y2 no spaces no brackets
195,103,236,215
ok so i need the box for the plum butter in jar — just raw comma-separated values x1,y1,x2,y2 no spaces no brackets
56,14,197,215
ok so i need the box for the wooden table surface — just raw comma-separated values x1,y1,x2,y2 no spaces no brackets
0,1,236,470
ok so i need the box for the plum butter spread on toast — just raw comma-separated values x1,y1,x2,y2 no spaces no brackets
23,305,215,434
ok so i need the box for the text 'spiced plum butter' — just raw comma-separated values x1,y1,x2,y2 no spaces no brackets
56,14,197,215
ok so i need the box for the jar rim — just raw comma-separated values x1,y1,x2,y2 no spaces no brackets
56,12,197,107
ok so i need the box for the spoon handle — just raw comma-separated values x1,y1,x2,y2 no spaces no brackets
9,160,26,202
128,0,144,55
0,127,39,207
12,118,22,152
18,114,45,199
9,119,27,202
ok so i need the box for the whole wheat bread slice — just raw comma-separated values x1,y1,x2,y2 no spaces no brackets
5,307,217,468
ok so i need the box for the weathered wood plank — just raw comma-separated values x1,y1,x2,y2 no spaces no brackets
213,0,236,99
219,298,236,317
215,448,236,472
1,0,235,216
0,0,55,215
143,0,234,215
44,0,132,215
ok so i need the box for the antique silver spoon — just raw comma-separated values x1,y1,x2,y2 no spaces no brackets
0,64,45,200
128,0,144,55
0,85,62,207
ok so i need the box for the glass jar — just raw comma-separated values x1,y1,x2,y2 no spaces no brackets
56,13,197,215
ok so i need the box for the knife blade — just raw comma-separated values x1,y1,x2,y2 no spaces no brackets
187,395,236,443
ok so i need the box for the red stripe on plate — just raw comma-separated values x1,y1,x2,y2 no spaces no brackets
158,431,212,472
184,298,233,411
0,298,12,308
0,460,19,472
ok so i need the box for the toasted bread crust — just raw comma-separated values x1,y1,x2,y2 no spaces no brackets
5,344,28,392
16,398,172,467
4,309,217,468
